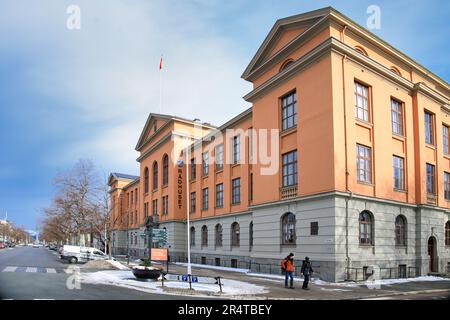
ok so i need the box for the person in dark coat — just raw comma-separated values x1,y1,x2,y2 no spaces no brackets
301,257,314,290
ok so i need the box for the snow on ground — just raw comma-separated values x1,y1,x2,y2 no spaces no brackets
79,270,268,297
106,259,130,270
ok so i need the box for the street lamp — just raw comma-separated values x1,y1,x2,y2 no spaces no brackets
178,157,192,275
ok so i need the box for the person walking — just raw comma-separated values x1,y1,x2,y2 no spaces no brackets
281,253,295,289
301,257,314,290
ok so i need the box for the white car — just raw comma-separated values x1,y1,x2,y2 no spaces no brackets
60,245,111,264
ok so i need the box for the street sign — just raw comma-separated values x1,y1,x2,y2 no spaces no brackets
151,248,168,261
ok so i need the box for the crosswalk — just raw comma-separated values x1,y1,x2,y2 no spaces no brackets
0,266,71,274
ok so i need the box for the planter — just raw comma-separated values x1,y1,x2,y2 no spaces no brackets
132,266,162,280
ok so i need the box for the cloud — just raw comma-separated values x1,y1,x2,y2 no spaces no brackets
0,0,252,173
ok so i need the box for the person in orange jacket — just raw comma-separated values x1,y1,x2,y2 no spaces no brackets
281,253,295,289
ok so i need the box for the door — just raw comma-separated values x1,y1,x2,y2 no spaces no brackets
427,237,436,273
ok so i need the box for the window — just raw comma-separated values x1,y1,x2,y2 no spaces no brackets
202,188,209,211
281,91,297,131
281,212,296,245
355,82,370,122
144,167,149,193
232,178,241,204
144,202,148,218
190,158,196,180
310,222,319,236
443,125,450,154
216,183,223,208
202,152,209,176
215,258,221,266
445,221,450,246
445,172,450,200
424,111,434,145
391,99,404,135
357,144,372,183
359,211,373,245
201,225,208,247
152,122,157,133
162,195,168,215
190,227,195,247
282,150,298,187
393,156,405,190
232,135,240,164
131,191,133,205
395,215,407,246
215,144,224,171
426,163,435,195
280,59,294,71
152,162,158,191
190,192,196,213
249,221,253,249
152,199,158,216
231,222,240,247
162,154,169,186
135,188,138,203
215,224,223,247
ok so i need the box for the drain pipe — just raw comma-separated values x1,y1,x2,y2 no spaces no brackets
340,24,352,276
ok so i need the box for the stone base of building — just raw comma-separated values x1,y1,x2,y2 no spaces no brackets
111,192,450,282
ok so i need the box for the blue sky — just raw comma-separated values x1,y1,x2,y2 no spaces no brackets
0,0,448,230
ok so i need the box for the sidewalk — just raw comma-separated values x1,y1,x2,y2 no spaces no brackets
103,258,450,300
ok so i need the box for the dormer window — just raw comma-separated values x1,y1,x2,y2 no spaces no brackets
390,66,402,76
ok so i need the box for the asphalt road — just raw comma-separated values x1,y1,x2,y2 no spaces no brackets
0,246,201,300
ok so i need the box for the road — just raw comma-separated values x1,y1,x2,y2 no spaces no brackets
0,246,200,300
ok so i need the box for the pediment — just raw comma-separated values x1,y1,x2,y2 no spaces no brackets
135,113,171,151
242,7,331,80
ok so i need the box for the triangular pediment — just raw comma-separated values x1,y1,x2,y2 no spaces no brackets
135,113,171,151
242,7,332,80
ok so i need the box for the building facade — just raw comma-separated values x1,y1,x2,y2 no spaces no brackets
109,7,450,282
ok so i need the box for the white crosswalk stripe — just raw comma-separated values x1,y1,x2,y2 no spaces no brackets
3,266,17,272
46,268,57,273
26,267,37,273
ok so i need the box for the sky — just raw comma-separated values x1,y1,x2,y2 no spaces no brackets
0,0,449,230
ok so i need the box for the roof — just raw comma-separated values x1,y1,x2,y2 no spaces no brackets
112,173,139,180
242,6,449,92
135,113,218,151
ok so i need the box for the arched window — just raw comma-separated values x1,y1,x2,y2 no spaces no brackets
280,59,294,72
201,225,208,247
359,211,374,245
445,221,450,246
395,215,407,246
152,161,158,191
249,221,254,249
215,224,223,247
162,154,169,186
231,222,240,247
390,66,402,76
144,167,149,193
355,46,368,56
190,226,195,247
281,212,296,245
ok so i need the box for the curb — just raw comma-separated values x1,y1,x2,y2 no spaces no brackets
354,289,450,300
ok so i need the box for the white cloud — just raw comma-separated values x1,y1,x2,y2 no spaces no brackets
0,0,252,172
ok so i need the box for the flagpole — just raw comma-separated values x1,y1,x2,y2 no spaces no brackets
159,55,163,114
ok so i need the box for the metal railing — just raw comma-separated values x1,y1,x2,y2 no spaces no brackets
171,256,320,277
346,266,417,281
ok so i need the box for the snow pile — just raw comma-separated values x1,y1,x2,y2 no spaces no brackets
357,275,450,287
80,270,268,297
106,259,130,270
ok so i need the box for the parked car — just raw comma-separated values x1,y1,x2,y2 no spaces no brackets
0,242,5,249
48,244,58,251
60,245,111,264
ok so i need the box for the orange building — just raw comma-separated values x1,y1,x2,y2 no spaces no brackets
109,7,450,281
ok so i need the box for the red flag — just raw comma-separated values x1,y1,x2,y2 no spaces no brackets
159,56,163,70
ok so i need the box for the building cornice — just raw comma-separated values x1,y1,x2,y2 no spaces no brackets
244,37,450,112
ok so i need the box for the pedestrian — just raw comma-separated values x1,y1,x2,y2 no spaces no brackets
301,257,314,290
281,253,295,289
